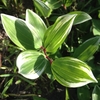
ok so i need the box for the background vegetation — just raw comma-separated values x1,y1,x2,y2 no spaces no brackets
0,0,100,100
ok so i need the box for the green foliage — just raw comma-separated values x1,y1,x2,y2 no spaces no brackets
1,0,8,7
51,57,97,87
92,85,100,100
43,11,91,54
73,36,100,61
43,14,76,54
0,0,24,15
26,9,47,40
92,19,100,36
1,0,100,100
45,0,62,9
1,10,96,85
1,7,99,99
33,0,52,17
1,14,42,50
1,78,13,97
16,50,48,79
77,86,91,100
63,0,73,7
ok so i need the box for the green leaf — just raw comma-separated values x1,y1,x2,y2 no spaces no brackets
33,0,52,17
93,28,100,36
1,14,42,50
45,0,62,9
92,85,100,100
92,19,100,36
51,57,97,88
64,0,73,7
16,50,48,79
69,11,92,25
77,86,90,100
26,9,47,40
73,36,100,61
43,14,76,54
43,11,91,54
2,78,13,95
1,0,8,7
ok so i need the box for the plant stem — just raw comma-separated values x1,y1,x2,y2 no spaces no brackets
40,46,53,64
0,93,37,97
17,74,36,86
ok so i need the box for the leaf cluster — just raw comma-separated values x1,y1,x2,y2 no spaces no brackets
1,0,100,100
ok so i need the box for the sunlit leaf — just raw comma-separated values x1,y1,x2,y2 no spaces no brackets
43,11,91,54
34,0,52,17
45,0,62,9
43,14,76,54
69,11,92,25
16,50,48,79
1,14,42,50
92,85,100,100
73,36,100,61
26,9,47,40
51,57,97,88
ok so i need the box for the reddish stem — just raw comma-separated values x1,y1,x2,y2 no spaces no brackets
40,46,53,64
